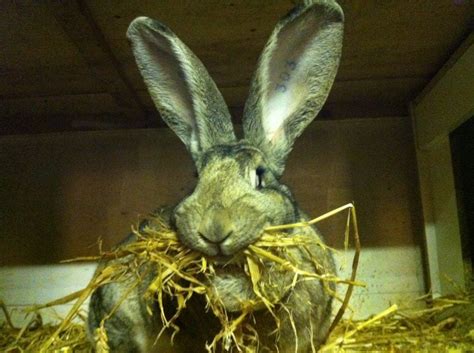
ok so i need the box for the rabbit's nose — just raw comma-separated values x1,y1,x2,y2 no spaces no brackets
198,207,235,245
198,229,233,245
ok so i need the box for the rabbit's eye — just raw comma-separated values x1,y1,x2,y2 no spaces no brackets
255,166,266,189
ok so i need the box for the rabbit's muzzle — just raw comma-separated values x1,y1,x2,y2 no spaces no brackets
198,207,235,246
174,198,268,257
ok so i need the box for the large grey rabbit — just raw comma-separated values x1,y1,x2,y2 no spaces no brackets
87,1,344,352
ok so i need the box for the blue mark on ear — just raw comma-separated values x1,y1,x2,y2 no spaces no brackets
275,60,297,92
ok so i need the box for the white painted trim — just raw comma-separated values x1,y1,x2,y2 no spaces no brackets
411,33,474,295
0,247,425,326
416,137,465,295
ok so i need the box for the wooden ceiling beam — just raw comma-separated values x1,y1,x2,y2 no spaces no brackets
49,0,146,119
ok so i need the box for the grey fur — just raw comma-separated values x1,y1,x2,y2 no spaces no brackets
127,17,236,162
88,1,343,351
243,0,344,177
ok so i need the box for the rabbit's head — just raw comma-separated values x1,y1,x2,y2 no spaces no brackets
127,1,343,311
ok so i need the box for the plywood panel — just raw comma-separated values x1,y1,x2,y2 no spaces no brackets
0,67,101,98
285,117,423,248
411,34,473,295
138,77,427,118
338,0,473,80
413,137,466,296
0,1,472,133
0,117,423,266
0,129,194,265
0,94,122,117
413,34,474,148
0,76,424,131
0,2,97,98
88,0,473,85
0,3,85,69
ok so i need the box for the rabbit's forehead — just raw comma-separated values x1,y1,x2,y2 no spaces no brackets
200,144,265,171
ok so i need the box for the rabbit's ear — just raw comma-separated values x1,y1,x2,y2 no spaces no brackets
243,1,343,177
127,17,236,162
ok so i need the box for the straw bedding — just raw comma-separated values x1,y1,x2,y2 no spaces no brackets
1,204,473,352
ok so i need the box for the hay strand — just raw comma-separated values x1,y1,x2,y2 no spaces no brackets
2,204,363,352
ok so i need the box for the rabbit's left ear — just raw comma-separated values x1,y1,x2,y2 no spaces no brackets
127,17,236,163
243,1,344,177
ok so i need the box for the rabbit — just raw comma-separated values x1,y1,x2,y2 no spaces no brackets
87,0,344,352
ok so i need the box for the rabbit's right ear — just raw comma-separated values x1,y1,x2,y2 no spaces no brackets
243,1,344,177
127,17,236,163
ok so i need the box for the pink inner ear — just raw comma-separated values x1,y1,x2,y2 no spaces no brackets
263,91,298,142
140,27,195,129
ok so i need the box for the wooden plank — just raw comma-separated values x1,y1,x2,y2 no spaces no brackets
0,118,423,264
415,137,466,295
0,128,194,265
0,0,471,133
0,2,88,70
337,0,473,80
410,35,474,295
0,114,159,136
412,33,474,148
320,101,408,119
0,75,424,124
0,247,425,322
0,2,100,99
89,0,473,83
49,0,146,118
330,78,426,103
0,94,122,117
0,67,103,98
137,77,426,120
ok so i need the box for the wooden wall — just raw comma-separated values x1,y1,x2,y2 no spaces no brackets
0,117,423,265
1,0,473,134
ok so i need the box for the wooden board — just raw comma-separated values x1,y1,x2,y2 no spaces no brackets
411,34,474,295
0,117,423,265
0,246,426,322
0,1,472,133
